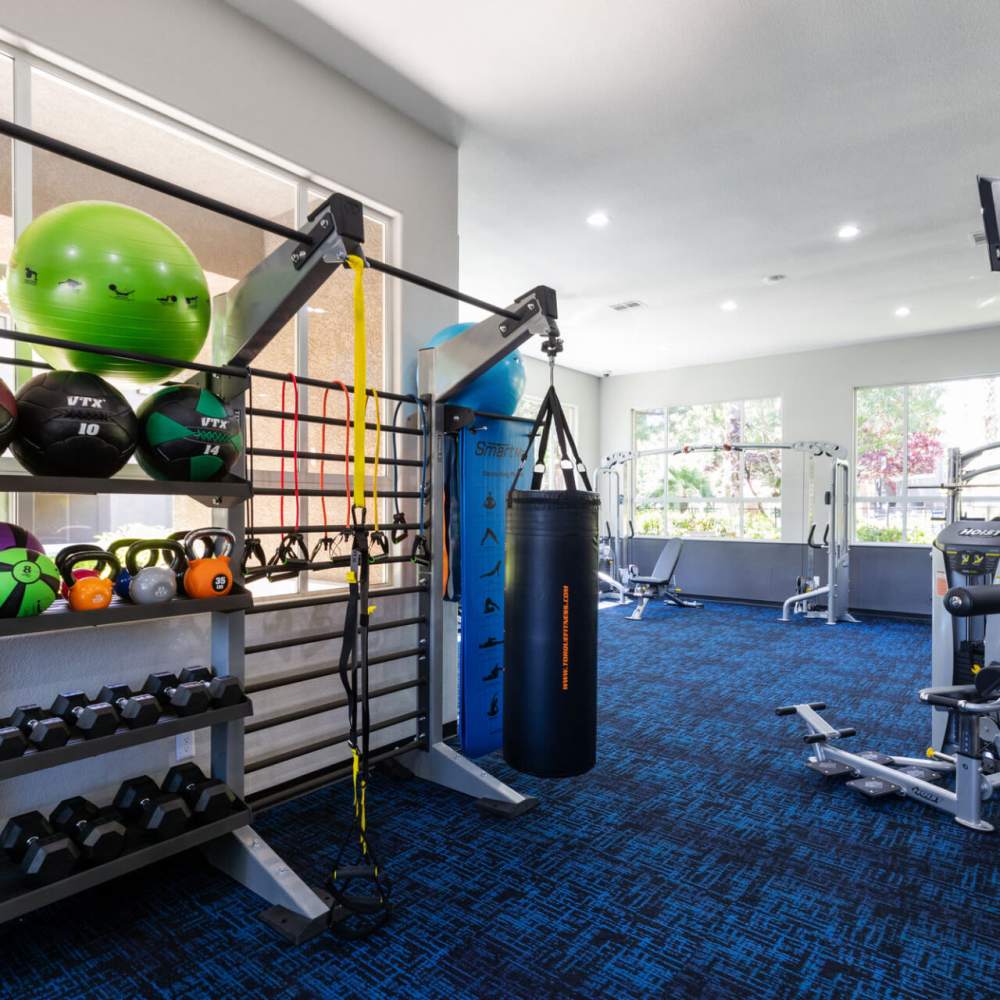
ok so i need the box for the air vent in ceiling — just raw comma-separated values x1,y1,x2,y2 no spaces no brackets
609,300,645,312
971,231,988,246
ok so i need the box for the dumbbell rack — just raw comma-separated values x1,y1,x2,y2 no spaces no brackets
0,421,330,941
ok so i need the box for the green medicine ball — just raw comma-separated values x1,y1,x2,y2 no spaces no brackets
136,385,243,481
0,548,60,618
7,201,210,383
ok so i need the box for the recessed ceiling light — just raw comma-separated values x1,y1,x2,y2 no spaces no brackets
720,300,738,312
837,223,861,240
894,306,911,317
763,274,787,284
586,210,610,228
977,296,997,308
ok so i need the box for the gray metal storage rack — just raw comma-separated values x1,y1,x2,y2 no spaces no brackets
0,469,265,927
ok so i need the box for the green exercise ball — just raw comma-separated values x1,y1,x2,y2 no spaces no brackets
0,548,60,618
7,201,210,383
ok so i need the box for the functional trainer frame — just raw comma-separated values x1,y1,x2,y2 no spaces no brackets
0,118,556,936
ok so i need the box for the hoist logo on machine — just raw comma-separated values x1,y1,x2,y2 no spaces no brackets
959,527,1000,537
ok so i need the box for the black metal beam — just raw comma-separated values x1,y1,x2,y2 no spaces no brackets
245,710,421,774
245,678,421,734
245,615,424,656
246,646,423,695
245,583,425,615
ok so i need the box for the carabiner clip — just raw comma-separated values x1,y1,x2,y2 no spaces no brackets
369,531,389,564
390,511,408,545
241,535,269,583
410,535,431,567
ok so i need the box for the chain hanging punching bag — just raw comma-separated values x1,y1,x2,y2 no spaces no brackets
503,369,599,778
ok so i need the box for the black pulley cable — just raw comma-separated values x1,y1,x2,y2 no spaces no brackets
410,396,431,566
390,399,409,544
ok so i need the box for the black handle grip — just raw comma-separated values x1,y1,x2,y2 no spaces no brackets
943,585,1000,618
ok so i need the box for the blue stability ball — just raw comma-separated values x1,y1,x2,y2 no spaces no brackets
427,322,526,415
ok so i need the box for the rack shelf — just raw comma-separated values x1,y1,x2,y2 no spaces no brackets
0,473,251,506
0,805,251,925
0,586,254,637
0,699,253,781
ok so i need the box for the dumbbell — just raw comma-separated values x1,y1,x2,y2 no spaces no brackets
97,684,162,729
1,811,79,880
142,672,210,717
49,692,120,739
10,705,71,750
49,797,127,864
113,776,190,841
162,763,237,824
0,723,27,761
177,667,244,708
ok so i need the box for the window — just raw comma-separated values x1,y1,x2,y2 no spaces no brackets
514,394,579,489
0,48,394,594
855,376,1000,544
631,397,782,540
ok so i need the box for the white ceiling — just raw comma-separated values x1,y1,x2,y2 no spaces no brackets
230,0,1000,375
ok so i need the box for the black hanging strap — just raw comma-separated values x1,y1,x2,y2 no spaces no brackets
508,384,592,503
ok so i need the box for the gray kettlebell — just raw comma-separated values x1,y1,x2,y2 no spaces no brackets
126,539,183,605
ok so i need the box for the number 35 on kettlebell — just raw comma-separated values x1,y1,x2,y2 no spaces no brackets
183,528,235,598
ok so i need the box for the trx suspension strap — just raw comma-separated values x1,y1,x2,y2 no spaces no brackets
410,397,431,566
327,254,393,938
368,387,389,562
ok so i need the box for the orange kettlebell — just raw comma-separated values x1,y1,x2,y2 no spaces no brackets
60,550,120,612
183,528,235,598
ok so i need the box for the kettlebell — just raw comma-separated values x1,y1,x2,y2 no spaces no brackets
61,551,119,612
167,530,190,596
109,538,139,600
55,544,104,599
183,528,235,598
126,540,183,605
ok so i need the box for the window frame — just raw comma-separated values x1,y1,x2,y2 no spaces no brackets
853,373,1000,547
0,41,401,596
630,396,783,542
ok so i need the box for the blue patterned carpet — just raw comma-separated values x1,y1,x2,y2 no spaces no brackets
2,602,997,999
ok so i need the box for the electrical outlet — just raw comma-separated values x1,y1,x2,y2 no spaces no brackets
176,731,196,761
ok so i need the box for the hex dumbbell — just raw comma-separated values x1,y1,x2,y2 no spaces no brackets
49,797,127,864
113,775,190,840
142,673,210,716
0,723,27,761
162,763,237,824
49,692,120,739
1,811,79,881
10,705,71,750
177,667,244,708
97,684,162,729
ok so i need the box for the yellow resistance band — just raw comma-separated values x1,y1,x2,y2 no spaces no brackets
346,255,366,512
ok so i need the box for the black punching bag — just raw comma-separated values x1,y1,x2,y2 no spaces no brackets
502,382,599,778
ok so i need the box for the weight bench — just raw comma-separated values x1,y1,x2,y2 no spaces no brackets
626,538,703,620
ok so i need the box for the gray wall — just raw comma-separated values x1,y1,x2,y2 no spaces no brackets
631,537,933,616
0,1,457,819
521,355,601,475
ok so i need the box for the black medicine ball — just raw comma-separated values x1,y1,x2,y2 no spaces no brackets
11,370,138,477
0,377,16,457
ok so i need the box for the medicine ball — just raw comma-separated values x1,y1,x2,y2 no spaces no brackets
0,547,60,617
0,377,16,457
136,385,242,482
0,522,44,554
11,371,138,477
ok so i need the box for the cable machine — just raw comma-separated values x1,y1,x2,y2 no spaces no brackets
667,440,856,624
